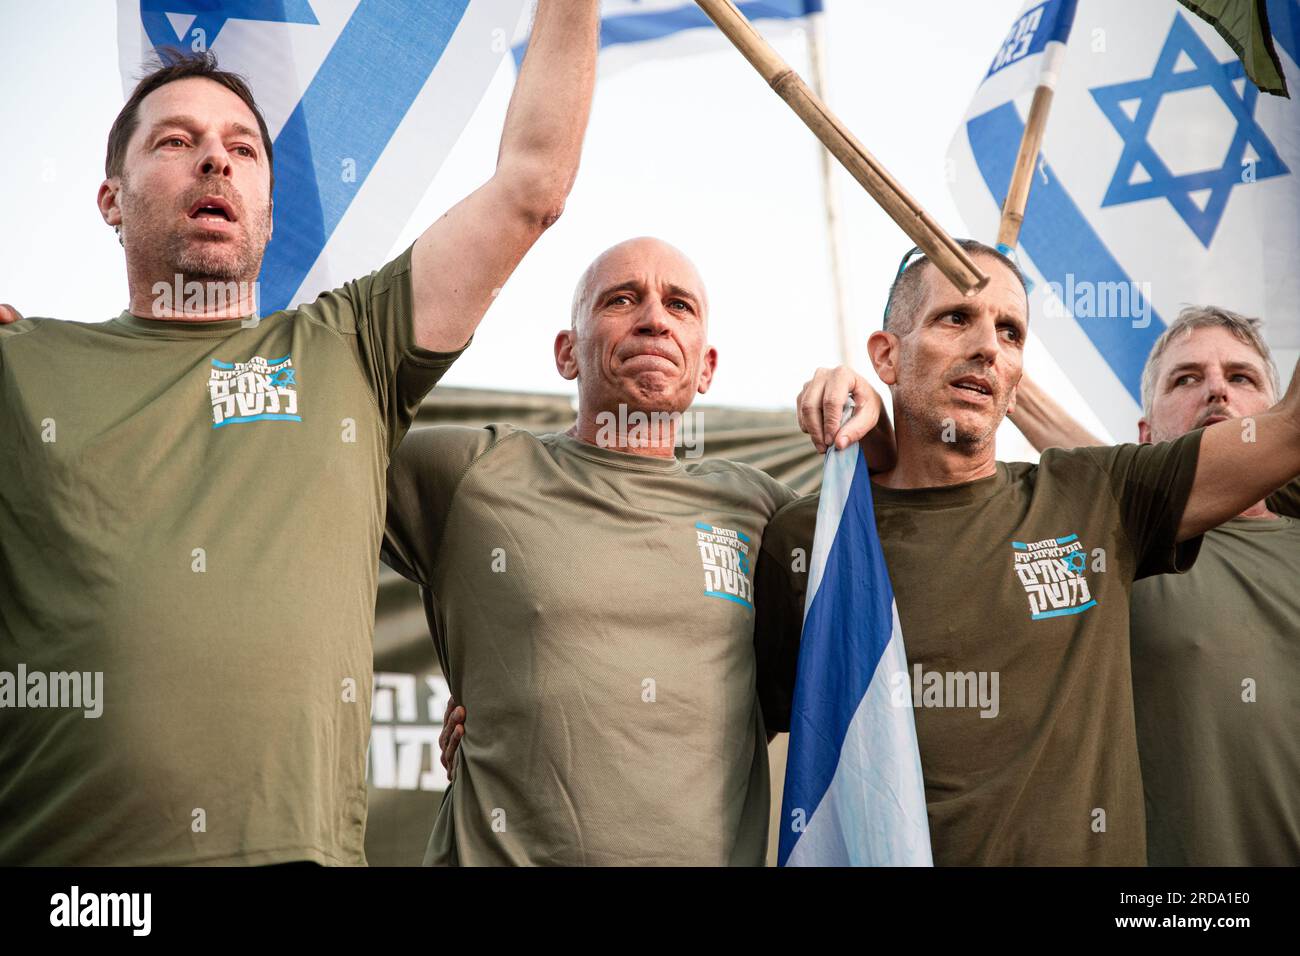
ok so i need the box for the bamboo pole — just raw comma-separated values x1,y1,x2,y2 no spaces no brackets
996,83,1055,249
996,17,1072,250
694,0,988,297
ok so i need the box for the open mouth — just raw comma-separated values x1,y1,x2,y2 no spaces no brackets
187,196,237,223
950,377,993,400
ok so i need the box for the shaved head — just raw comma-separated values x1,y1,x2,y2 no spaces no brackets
555,235,717,432
570,237,708,329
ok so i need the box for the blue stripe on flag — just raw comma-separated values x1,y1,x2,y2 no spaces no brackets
256,0,470,312
967,103,1165,403
778,444,895,866
513,1,823,67
985,0,1078,79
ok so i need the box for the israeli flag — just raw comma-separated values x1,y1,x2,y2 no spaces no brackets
778,442,932,867
512,0,822,74
117,0,529,313
949,0,1300,441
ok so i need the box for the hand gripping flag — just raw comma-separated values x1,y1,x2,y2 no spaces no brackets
949,0,1300,442
512,0,823,74
778,442,932,867
117,0,528,313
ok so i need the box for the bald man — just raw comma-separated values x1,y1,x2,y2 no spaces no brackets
381,237,886,866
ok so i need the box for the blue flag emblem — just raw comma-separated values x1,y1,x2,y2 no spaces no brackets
1091,14,1289,247
948,0,1300,443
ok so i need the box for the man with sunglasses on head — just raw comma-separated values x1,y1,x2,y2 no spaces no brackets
752,239,1300,865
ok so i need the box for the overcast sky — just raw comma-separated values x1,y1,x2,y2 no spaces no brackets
2,0,1111,459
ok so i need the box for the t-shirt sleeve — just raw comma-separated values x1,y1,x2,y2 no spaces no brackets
297,245,468,454
1266,477,1300,518
753,496,817,734
1072,429,1205,580
0,317,40,369
735,461,801,514
382,425,498,586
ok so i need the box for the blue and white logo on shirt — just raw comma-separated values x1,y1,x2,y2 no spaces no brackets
208,354,301,428
1012,532,1097,620
695,522,753,609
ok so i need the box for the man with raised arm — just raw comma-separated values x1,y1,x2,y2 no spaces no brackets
0,0,599,865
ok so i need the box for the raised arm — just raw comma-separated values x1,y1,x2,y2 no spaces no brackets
1008,373,1104,450
410,0,600,352
1179,357,1300,540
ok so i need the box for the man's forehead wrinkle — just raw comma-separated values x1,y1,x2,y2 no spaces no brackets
609,238,706,294
593,271,702,300
663,281,703,302
226,120,263,141
1166,356,1265,375
594,275,648,300
143,114,262,141
1165,330,1268,361
576,238,710,328
140,78,262,129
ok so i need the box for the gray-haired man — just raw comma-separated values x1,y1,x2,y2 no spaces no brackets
1012,306,1300,865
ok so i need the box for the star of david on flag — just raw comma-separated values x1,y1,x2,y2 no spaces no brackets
948,0,1300,443
1091,12,1289,247
117,1,529,314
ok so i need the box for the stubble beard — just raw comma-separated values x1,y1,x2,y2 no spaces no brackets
167,222,266,283
895,376,1005,452
121,179,270,286
1150,402,1234,445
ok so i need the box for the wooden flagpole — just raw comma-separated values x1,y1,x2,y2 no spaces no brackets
694,0,988,297
996,25,1071,249
996,83,1055,249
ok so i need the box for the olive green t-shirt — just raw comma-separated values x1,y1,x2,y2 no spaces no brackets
0,248,462,865
1131,506,1300,865
1266,478,1300,518
755,434,1203,866
382,425,798,865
